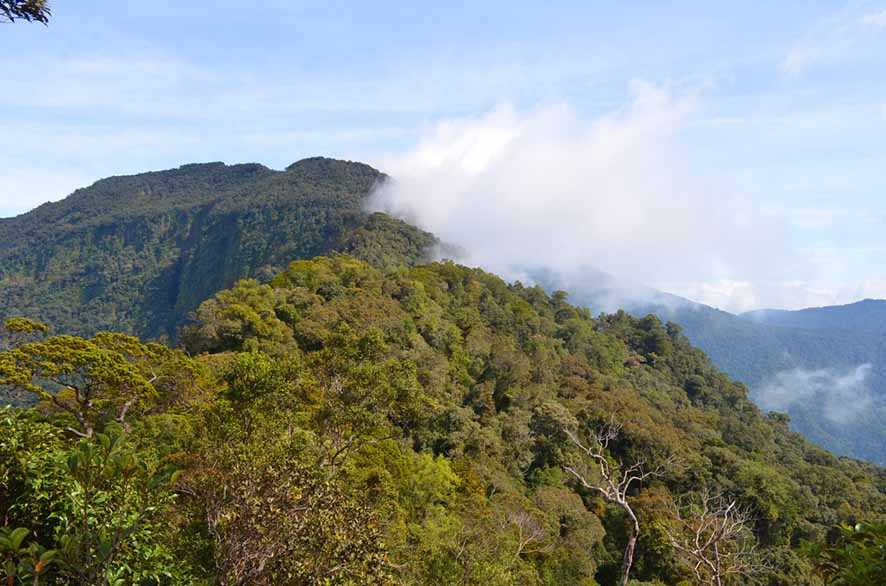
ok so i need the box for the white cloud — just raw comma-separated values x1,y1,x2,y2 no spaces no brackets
755,364,874,424
861,10,886,27
368,83,807,312
0,48,619,217
782,6,886,74
664,280,761,314
661,278,886,314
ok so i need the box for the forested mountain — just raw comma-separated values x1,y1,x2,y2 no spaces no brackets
0,158,436,342
2,257,883,584
1,158,884,584
555,275,886,465
743,299,886,335
3,157,884,468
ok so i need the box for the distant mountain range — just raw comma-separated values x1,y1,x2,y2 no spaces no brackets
743,299,886,334
545,272,886,464
1,158,883,465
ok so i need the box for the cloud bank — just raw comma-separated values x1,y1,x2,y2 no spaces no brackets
369,83,796,312
755,364,874,424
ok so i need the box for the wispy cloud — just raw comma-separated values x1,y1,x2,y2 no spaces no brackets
755,364,874,424
861,9,886,27
781,5,886,74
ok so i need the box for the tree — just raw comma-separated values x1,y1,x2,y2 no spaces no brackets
665,490,764,586
0,0,49,23
1,411,189,584
54,426,187,584
0,332,201,438
562,418,669,586
181,279,296,354
1,317,48,352
804,522,886,585
179,401,393,585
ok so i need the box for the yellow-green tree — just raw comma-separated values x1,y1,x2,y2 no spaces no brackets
0,328,203,438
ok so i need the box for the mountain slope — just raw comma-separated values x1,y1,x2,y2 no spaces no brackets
3,157,884,466
0,158,436,341
6,256,883,583
172,256,886,582
743,299,886,335
540,270,886,464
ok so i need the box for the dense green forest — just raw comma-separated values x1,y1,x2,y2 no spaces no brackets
557,275,886,465
0,158,436,342
2,256,883,584
3,156,883,466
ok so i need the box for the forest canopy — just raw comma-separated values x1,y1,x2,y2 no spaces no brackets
2,256,883,584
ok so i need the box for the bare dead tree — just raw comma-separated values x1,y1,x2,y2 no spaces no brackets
562,417,670,586
504,510,549,559
665,490,764,586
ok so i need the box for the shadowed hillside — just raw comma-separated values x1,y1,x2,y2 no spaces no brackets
0,158,437,341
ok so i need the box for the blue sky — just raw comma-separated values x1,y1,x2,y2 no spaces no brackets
2,1,885,311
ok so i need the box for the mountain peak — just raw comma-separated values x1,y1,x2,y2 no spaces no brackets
285,157,383,182
0,157,432,341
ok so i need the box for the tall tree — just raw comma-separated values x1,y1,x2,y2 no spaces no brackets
0,0,50,23
562,418,670,586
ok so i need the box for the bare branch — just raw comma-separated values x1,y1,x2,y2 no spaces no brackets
665,490,765,586
562,418,671,586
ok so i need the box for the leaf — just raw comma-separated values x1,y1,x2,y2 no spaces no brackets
9,527,29,551
67,452,79,474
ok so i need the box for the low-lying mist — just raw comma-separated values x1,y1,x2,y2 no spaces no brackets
755,364,874,424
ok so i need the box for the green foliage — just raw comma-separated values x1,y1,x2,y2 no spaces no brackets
1,410,191,584
54,426,188,584
0,526,57,585
182,279,297,354
3,317,48,336
0,332,204,437
0,158,436,348
179,387,393,584
804,522,886,585
3,255,884,584
179,256,884,584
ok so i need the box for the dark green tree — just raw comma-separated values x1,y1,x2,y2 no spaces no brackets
805,522,886,585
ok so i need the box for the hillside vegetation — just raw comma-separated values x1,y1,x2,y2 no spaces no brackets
2,256,883,585
0,158,436,341
4,157,882,467
559,277,886,465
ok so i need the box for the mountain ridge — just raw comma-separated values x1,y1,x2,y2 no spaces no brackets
742,298,886,335
536,269,886,464
0,157,434,342
3,157,885,465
